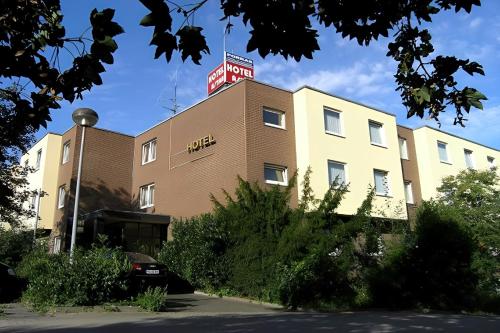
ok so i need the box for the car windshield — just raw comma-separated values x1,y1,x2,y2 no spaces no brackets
125,252,157,263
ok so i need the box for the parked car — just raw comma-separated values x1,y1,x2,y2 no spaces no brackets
125,252,168,293
0,262,23,302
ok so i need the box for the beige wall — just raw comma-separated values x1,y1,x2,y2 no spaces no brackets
20,133,62,230
293,87,407,218
414,126,500,200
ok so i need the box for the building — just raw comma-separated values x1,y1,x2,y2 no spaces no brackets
18,79,500,252
18,133,62,231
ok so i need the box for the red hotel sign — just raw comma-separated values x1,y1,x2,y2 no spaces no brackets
207,52,254,95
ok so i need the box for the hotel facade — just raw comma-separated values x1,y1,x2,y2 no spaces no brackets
17,79,500,252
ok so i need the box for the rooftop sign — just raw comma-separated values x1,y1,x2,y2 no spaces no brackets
207,52,254,95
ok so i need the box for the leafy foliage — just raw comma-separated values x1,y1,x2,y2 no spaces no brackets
436,169,500,296
160,171,403,309
0,93,36,227
0,226,34,266
136,286,168,312
369,202,478,310
17,244,131,310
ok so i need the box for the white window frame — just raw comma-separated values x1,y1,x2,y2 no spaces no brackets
487,156,496,170
437,141,451,164
324,107,344,137
398,137,409,160
35,149,42,170
57,185,65,209
464,149,475,169
404,181,414,204
53,237,61,254
327,160,347,187
140,183,155,208
141,139,157,165
263,108,286,129
373,169,391,196
62,141,71,164
264,164,288,186
368,121,386,147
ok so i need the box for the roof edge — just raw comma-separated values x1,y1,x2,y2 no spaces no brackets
295,85,396,117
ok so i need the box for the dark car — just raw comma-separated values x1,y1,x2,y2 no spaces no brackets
125,252,168,293
0,262,22,302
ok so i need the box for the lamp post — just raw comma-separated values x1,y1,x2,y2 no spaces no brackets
69,108,98,261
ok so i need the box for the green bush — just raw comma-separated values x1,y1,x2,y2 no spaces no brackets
370,202,478,310
159,214,229,291
136,287,168,312
17,245,131,310
0,226,33,267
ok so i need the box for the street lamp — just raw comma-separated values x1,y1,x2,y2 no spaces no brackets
69,108,98,261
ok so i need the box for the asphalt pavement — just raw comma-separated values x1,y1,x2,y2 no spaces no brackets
1,293,500,332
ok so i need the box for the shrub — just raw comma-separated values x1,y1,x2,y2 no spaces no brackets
17,245,131,310
136,287,168,312
370,202,478,310
0,226,33,267
159,214,229,291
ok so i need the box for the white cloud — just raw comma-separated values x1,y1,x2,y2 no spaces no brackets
469,18,483,28
256,60,395,99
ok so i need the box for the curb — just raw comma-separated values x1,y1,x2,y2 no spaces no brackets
193,291,284,309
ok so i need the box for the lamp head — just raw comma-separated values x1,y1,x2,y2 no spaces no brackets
72,108,98,127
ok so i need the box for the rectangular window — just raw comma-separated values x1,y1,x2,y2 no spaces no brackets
324,108,343,136
263,108,285,129
264,164,288,186
374,170,390,196
369,121,384,146
328,161,347,186
62,141,71,164
404,181,414,204
142,139,157,165
140,183,155,208
487,156,496,170
464,149,474,169
35,149,42,170
398,137,409,160
437,141,450,163
57,185,65,209
53,237,61,254
30,195,37,210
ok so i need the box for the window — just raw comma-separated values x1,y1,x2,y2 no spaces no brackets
464,149,474,169
140,183,155,208
373,170,390,196
404,181,414,204
263,108,285,129
437,141,450,163
328,161,347,186
264,164,288,186
35,149,42,170
57,185,65,209
369,121,384,146
398,137,409,160
324,108,343,136
53,237,61,254
62,141,70,164
487,156,496,170
30,195,37,210
142,139,157,165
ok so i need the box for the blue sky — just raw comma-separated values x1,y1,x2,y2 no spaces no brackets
41,0,500,149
